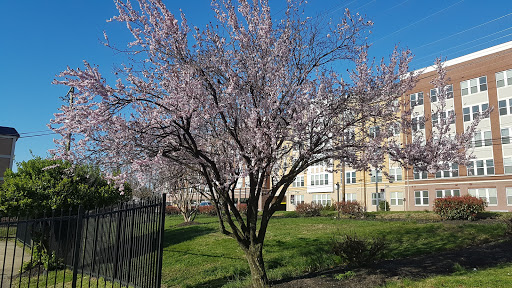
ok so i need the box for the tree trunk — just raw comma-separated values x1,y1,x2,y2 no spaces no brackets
245,243,269,288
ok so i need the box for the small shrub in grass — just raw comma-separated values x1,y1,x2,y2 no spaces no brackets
331,234,387,267
335,201,364,218
334,270,355,280
165,205,180,215
433,195,487,220
198,205,217,216
322,203,336,211
295,203,322,217
378,200,390,211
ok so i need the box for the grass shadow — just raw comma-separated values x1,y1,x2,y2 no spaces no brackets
163,224,216,247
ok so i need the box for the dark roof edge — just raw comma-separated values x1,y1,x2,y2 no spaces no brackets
0,126,20,138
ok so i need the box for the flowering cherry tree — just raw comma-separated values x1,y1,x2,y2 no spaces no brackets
50,0,481,286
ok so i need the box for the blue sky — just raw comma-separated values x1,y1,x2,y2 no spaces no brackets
1,0,511,171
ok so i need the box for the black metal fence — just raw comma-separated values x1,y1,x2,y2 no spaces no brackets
0,194,166,288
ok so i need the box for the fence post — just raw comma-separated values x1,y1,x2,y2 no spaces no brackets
156,193,166,288
72,206,84,288
113,203,124,280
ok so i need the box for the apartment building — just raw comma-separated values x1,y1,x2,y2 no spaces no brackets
285,41,512,212
0,126,19,182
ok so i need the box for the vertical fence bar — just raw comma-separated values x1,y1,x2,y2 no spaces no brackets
156,194,166,288
54,209,64,288
62,208,73,288
72,206,84,288
1,215,11,288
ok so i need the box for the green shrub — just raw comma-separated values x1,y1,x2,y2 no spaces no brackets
331,234,387,267
334,270,355,280
335,201,364,218
295,203,322,217
378,200,390,211
433,195,487,220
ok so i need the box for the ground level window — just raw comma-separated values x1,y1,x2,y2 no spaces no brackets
468,188,497,206
415,190,429,206
507,188,512,205
436,189,460,198
371,192,384,206
312,194,331,206
345,193,356,202
390,192,403,206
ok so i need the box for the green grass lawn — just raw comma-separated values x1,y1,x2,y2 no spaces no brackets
161,213,509,288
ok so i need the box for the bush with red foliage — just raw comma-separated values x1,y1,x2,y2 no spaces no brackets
237,203,248,215
198,205,217,216
335,201,364,218
295,202,322,217
433,195,487,220
165,205,180,215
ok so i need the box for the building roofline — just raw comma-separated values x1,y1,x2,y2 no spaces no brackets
417,40,512,74
0,126,20,138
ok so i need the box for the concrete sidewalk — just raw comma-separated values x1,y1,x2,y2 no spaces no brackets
0,240,30,287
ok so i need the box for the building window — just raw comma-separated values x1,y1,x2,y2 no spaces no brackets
345,171,356,184
371,169,382,183
371,192,384,206
390,192,403,206
389,167,402,182
461,76,487,96
346,193,356,202
411,116,425,132
293,175,304,187
413,167,427,180
472,130,492,147
310,173,329,186
507,188,512,205
502,128,511,144
467,159,495,176
312,194,331,206
430,85,453,103
389,122,401,136
435,163,459,178
436,189,460,198
369,126,380,138
468,188,497,206
432,110,455,126
296,195,304,205
496,69,512,88
410,92,424,107
463,103,489,122
504,158,512,174
414,190,429,206
498,98,512,116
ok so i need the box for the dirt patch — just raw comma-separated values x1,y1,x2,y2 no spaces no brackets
272,238,512,288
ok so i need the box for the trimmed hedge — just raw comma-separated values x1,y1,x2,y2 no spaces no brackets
335,201,364,218
433,195,487,220
295,203,322,217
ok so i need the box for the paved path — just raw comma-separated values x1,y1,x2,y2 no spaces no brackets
0,240,30,288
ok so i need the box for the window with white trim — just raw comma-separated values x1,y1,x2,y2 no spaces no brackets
292,175,304,187
371,192,384,205
468,188,497,205
472,130,492,148
435,163,459,178
389,122,400,136
345,171,356,184
467,159,494,176
436,189,460,198
502,128,511,145
496,69,512,88
432,110,455,126
463,103,489,122
310,173,329,186
346,193,356,202
504,157,512,174
292,194,304,205
410,92,424,107
389,167,402,182
498,98,512,116
412,115,425,132
414,190,429,206
371,169,382,183
390,192,403,206
413,167,427,180
430,85,453,103
461,76,487,96
312,194,331,206
507,187,512,205
369,126,380,138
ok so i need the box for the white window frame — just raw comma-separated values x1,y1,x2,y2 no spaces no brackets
468,188,497,206
430,84,453,103
432,110,455,126
390,192,403,206
410,92,424,107
461,76,487,96
389,167,402,182
413,167,428,180
369,126,380,138
467,159,495,176
436,189,460,198
414,190,429,206
435,163,459,178
411,115,425,132
507,187,512,206
312,194,331,206
504,157,512,174
463,103,489,122
345,171,357,184
472,130,493,148
310,173,329,186
292,175,305,187
501,128,511,145
496,69,512,88
345,193,357,202
370,169,382,183
371,192,384,206
498,98,512,116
